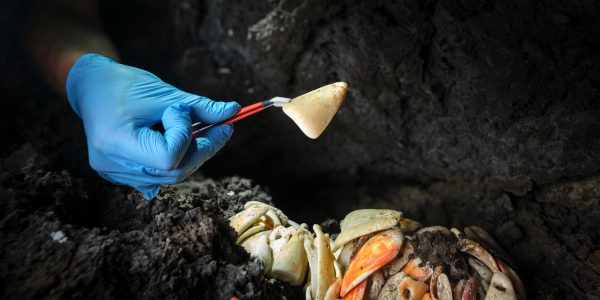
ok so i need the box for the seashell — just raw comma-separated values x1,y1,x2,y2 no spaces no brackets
497,259,526,300
459,239,500,273
398,276,429,300
377,272,407,300
401,257,433,281
484,272,517,300
367,270,386,300
468,257,493,282
341,228,404,296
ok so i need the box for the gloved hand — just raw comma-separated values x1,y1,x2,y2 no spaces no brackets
66,53,240,200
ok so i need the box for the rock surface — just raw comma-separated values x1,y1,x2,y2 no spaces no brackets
162,0,600,298
168,0,600,192
0,146,300,299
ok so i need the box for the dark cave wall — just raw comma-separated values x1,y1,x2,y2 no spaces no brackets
158,1,600,298
169,0,600,196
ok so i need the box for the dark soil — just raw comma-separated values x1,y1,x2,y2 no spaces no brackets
0,144,300,299
412,231,472,283
2,0,600,299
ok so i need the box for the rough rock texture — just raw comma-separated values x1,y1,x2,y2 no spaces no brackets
0,145,299,299
169,0,600,192
155,0,600,299
158,0,600,298
1,0,600,299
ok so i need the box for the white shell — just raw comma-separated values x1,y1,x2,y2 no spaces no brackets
484,272,517,300
334,209,402,251
270,229,309,286
435,273,452,300
241,231,273,272
229,205,268,234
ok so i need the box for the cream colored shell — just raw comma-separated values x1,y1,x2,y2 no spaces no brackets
282,82,348,139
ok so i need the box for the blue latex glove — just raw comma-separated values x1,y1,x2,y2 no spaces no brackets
66,53,240,200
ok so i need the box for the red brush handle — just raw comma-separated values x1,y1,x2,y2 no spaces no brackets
238,102,264,115
220,105,267,125
191,101,269,138
191,101,264,132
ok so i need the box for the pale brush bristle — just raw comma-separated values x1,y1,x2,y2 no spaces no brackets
282,82,348,139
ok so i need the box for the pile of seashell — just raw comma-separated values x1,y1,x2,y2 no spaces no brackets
230,202,525,300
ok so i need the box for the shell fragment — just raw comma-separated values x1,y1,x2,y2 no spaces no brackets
484,272,517,300
334,209,402,251
341,228,404,296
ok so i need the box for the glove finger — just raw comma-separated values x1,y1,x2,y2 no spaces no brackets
95,169,161,200
126,104,192,170
162,103,193,162
143,124,234,180
99,164,182,185
188,97,240,124
91,145,186,186
109,173,161,199
136,184,161,200
193,123,234,161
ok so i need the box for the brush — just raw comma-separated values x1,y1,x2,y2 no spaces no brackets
191,82,349,139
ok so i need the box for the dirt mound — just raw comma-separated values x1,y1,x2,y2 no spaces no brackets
0,145,299,299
